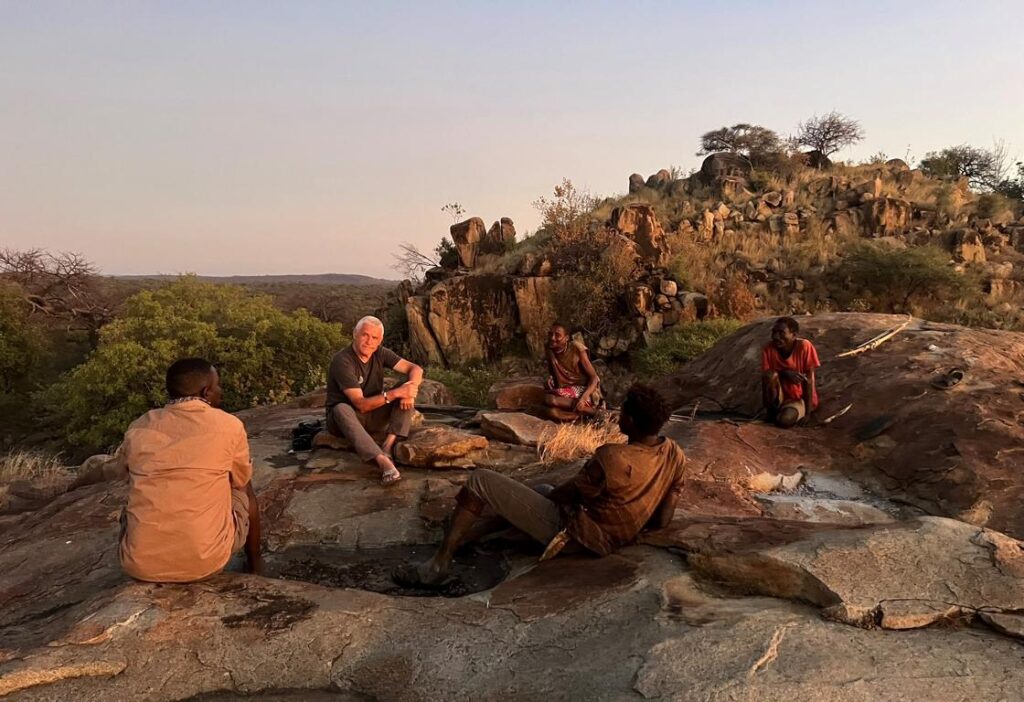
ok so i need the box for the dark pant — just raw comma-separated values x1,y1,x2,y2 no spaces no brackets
463,469,563,545
327,402,413,462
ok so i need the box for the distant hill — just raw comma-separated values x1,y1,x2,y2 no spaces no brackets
115,273,397,287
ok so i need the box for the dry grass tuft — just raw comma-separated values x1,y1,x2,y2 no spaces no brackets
0,450,70,507
537,414,627,465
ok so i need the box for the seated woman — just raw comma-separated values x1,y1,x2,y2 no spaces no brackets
543,323,602,422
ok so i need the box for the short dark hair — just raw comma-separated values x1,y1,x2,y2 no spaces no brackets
776,316,800,334
621,383,672,436
550,321,568,332
166,358,215,399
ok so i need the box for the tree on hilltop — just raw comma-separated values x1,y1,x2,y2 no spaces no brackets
697,123,783,166
795,111,864,158
920,143,1010,191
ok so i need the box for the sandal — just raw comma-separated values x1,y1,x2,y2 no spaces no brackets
380,467,402,487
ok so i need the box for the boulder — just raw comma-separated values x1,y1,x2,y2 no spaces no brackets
488,376,547,410
645,169,672,189
662,313,1024,539
659,279,678,297
628,173,646,193
861,197,911,236
415,379,457,406
485,217,516,252
405,295,446,367
626,283,654,316
449,217,488,268
886,158,910,171
513,277,557,358
690,516,1024,631
762,191,783,208
427,275,518,366
952,230,986,263
700,153,752,182
801,150,833,169
607,204,671,267
394,426,488,469
480,412,555,447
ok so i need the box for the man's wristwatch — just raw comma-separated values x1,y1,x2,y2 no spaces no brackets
383,390,390,404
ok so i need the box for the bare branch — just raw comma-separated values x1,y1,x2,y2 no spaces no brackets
391,242,440,281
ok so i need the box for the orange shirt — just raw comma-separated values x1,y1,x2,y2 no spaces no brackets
108,400,252,582
761,338,821,409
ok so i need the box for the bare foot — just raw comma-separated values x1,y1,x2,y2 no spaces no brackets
381,436,397,459
393,559,449,588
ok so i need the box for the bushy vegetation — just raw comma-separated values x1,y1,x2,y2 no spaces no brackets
0,282,47,395
633,319,744,378
829,244,965,314
426,365,504,406
43,277,346,452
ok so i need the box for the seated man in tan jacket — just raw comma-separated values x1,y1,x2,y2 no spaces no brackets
74,358,262,581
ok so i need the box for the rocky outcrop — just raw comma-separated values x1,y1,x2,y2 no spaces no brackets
690,516,1024,631
608,204,671,267
405,295,445,367
426,275,518,366
449,217,487,268
700,152,752,182
512,277,557,358
862,197,911,236
663,313,1024,539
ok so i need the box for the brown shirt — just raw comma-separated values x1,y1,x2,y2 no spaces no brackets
547,339,588,388
109,400,252,582
326,345,402,410
564,438,686,555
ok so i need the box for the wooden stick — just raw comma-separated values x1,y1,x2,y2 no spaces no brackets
835,317,911,358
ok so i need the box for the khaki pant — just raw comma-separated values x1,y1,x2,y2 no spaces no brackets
464,469,563,545
327,402,413,462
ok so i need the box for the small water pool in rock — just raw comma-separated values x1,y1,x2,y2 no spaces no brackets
264,544,509,598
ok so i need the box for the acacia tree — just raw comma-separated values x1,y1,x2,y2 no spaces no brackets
697,123,783,165
920,143,1009,190
795,111,865,157
0,248,113,345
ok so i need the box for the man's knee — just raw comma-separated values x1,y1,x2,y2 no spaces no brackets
466,468,500,496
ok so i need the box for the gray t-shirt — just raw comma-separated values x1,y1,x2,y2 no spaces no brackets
326,345,402,410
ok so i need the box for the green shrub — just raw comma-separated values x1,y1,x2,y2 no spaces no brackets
0,282,47,394
43,277,347,452
426,365,503,407
830,244,964,314
633,319,744,378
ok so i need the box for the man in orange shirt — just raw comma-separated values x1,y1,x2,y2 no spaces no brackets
75,358,262,581
761,317,821,428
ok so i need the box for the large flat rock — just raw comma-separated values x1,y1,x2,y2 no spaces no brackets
662,313,1024,539
479,412,554,447
691,516,1024,631
393,426,488,469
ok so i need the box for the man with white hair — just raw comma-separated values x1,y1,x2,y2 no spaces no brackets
325,316,423,485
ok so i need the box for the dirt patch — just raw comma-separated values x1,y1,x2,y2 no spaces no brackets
264,544,509,598
220,593,317,632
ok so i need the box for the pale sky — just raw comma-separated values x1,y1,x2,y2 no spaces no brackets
2,1,1022,279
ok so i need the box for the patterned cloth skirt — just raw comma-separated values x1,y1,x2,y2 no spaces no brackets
547,378,588,402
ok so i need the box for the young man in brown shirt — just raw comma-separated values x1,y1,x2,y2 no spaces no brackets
325,315,423,485
397,384,686,587
74,358,262,581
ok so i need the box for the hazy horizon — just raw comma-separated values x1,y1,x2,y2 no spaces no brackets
3,1,1023,279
